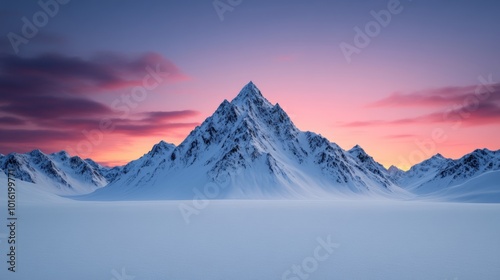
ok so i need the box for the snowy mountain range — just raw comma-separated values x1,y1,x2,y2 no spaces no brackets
390,149,500,201
0,149,118,195
2,82,499,201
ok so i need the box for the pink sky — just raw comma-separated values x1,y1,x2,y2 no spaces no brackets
1,1,500,169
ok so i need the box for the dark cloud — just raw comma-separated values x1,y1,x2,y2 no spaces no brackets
0,129,88,155
339,118,423,127
0,51,195,156
0,51,189,120
0,111,200,155
50,111,201,136
340,106,500,127
0,116,26,125
0,51,188,97
341,83,500,128
113,122,200,136
139,110,200,122
367,83,500,108
1,96,113,120
0,129,82,143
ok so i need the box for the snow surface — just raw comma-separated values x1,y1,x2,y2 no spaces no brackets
1,174,499,280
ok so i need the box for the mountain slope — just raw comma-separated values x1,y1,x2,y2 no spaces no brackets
425,170,500,203
395,153,453,191
107,140,176,188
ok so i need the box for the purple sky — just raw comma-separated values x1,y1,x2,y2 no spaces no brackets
1,0,500,168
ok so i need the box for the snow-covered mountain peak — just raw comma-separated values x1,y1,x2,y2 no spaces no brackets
347,145,376,164
52,150,71,161
417,153,449,167
437,148,500,179
345,144,396,187
231,81,273,111
433,153,445,159
348,144,365,154
469,148,496,158
387,165,405,182
400,153,452,184
29,148,46,158
148,140,176,157
29,149,60,170
387,165,403,174
0,149,112,195
396,148,500,197
234,81,261,98
68,155,86,166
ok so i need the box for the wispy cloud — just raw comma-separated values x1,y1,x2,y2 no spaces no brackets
341,83,500,128
366,84,500,108
0,51,197,155
0,116,26,125
0,51,188,96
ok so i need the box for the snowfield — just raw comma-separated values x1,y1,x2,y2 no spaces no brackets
1,177,499,280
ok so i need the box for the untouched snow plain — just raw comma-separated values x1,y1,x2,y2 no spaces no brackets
1,174,500,280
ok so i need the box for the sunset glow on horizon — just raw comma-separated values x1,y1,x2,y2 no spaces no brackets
1,0,499,169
